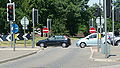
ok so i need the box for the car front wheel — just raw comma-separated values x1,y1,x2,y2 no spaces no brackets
116,41,120,46
39,43,47,48
80,42,86,48
61,43,67,48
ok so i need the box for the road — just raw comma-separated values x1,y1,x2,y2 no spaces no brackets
0,40,120,68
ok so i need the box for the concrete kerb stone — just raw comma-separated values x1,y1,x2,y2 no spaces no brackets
90,57,117,62
0,51,37,64
0,48,40,51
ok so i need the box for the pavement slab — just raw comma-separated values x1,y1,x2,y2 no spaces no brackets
0,47,41,64
90,46,120,62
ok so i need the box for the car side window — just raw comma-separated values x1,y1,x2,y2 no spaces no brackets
89,34,97,39
48,36,55,40
55,36,65,40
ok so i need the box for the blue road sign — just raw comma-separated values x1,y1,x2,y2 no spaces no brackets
12,24,19,33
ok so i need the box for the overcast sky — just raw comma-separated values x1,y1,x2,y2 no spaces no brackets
87,0,103,6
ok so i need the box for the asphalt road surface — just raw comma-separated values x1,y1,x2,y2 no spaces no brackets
0,40,120,68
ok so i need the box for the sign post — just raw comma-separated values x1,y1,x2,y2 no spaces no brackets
12,24,19,51
96,16,104,50
21,16,29,48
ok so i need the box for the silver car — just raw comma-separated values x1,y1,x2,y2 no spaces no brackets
111,35,120,46
76,33,111,48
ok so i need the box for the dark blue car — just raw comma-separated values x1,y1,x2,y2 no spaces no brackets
36,35,71,48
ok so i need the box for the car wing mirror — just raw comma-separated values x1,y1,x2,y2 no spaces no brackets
46,38,49,40
86,38,89,39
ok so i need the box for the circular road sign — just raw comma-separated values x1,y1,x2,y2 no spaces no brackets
12,24,19,33
89,27,96,33
43,28,49,33
96,16,104,24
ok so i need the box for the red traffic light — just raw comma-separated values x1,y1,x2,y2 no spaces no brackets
8,5,13,10
7,3,15,21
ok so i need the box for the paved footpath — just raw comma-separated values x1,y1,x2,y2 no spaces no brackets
0,47,41,64
90,45,120,62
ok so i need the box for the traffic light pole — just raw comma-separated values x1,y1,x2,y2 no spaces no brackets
10,21,12,47
32,8,35,48
13,32,15,51
99,0,102,52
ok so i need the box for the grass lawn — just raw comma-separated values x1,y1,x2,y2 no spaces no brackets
0,36,47,47
0,36,80,47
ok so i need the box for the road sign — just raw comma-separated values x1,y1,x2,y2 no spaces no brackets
89,27,96,33
12,24,19,33
21,16,29,25
96,17,104,24
96,17,104,28
21,16,29,29
43,28,49,33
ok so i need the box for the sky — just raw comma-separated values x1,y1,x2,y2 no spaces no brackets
87,0,103,6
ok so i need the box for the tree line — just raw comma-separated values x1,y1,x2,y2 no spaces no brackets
0,0,119,36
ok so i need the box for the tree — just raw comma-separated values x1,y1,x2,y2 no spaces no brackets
0,0,91,36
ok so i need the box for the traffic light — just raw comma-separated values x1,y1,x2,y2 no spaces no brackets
106,0,112,18
7,3,15,21
32,8,38,23
94,8,101,17
114,7,120,22
34,9,38,23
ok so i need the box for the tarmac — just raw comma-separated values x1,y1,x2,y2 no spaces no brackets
90,45,120,62
0,47,41,64
0,45,120,64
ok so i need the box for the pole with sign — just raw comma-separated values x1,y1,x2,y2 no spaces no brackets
7,2,15,47
32,8,38,48
12,24,19,51
21,16,29,48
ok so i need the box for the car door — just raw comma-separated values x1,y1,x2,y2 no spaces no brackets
46,36,57,46
54,36,63,46
86,34,97,46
